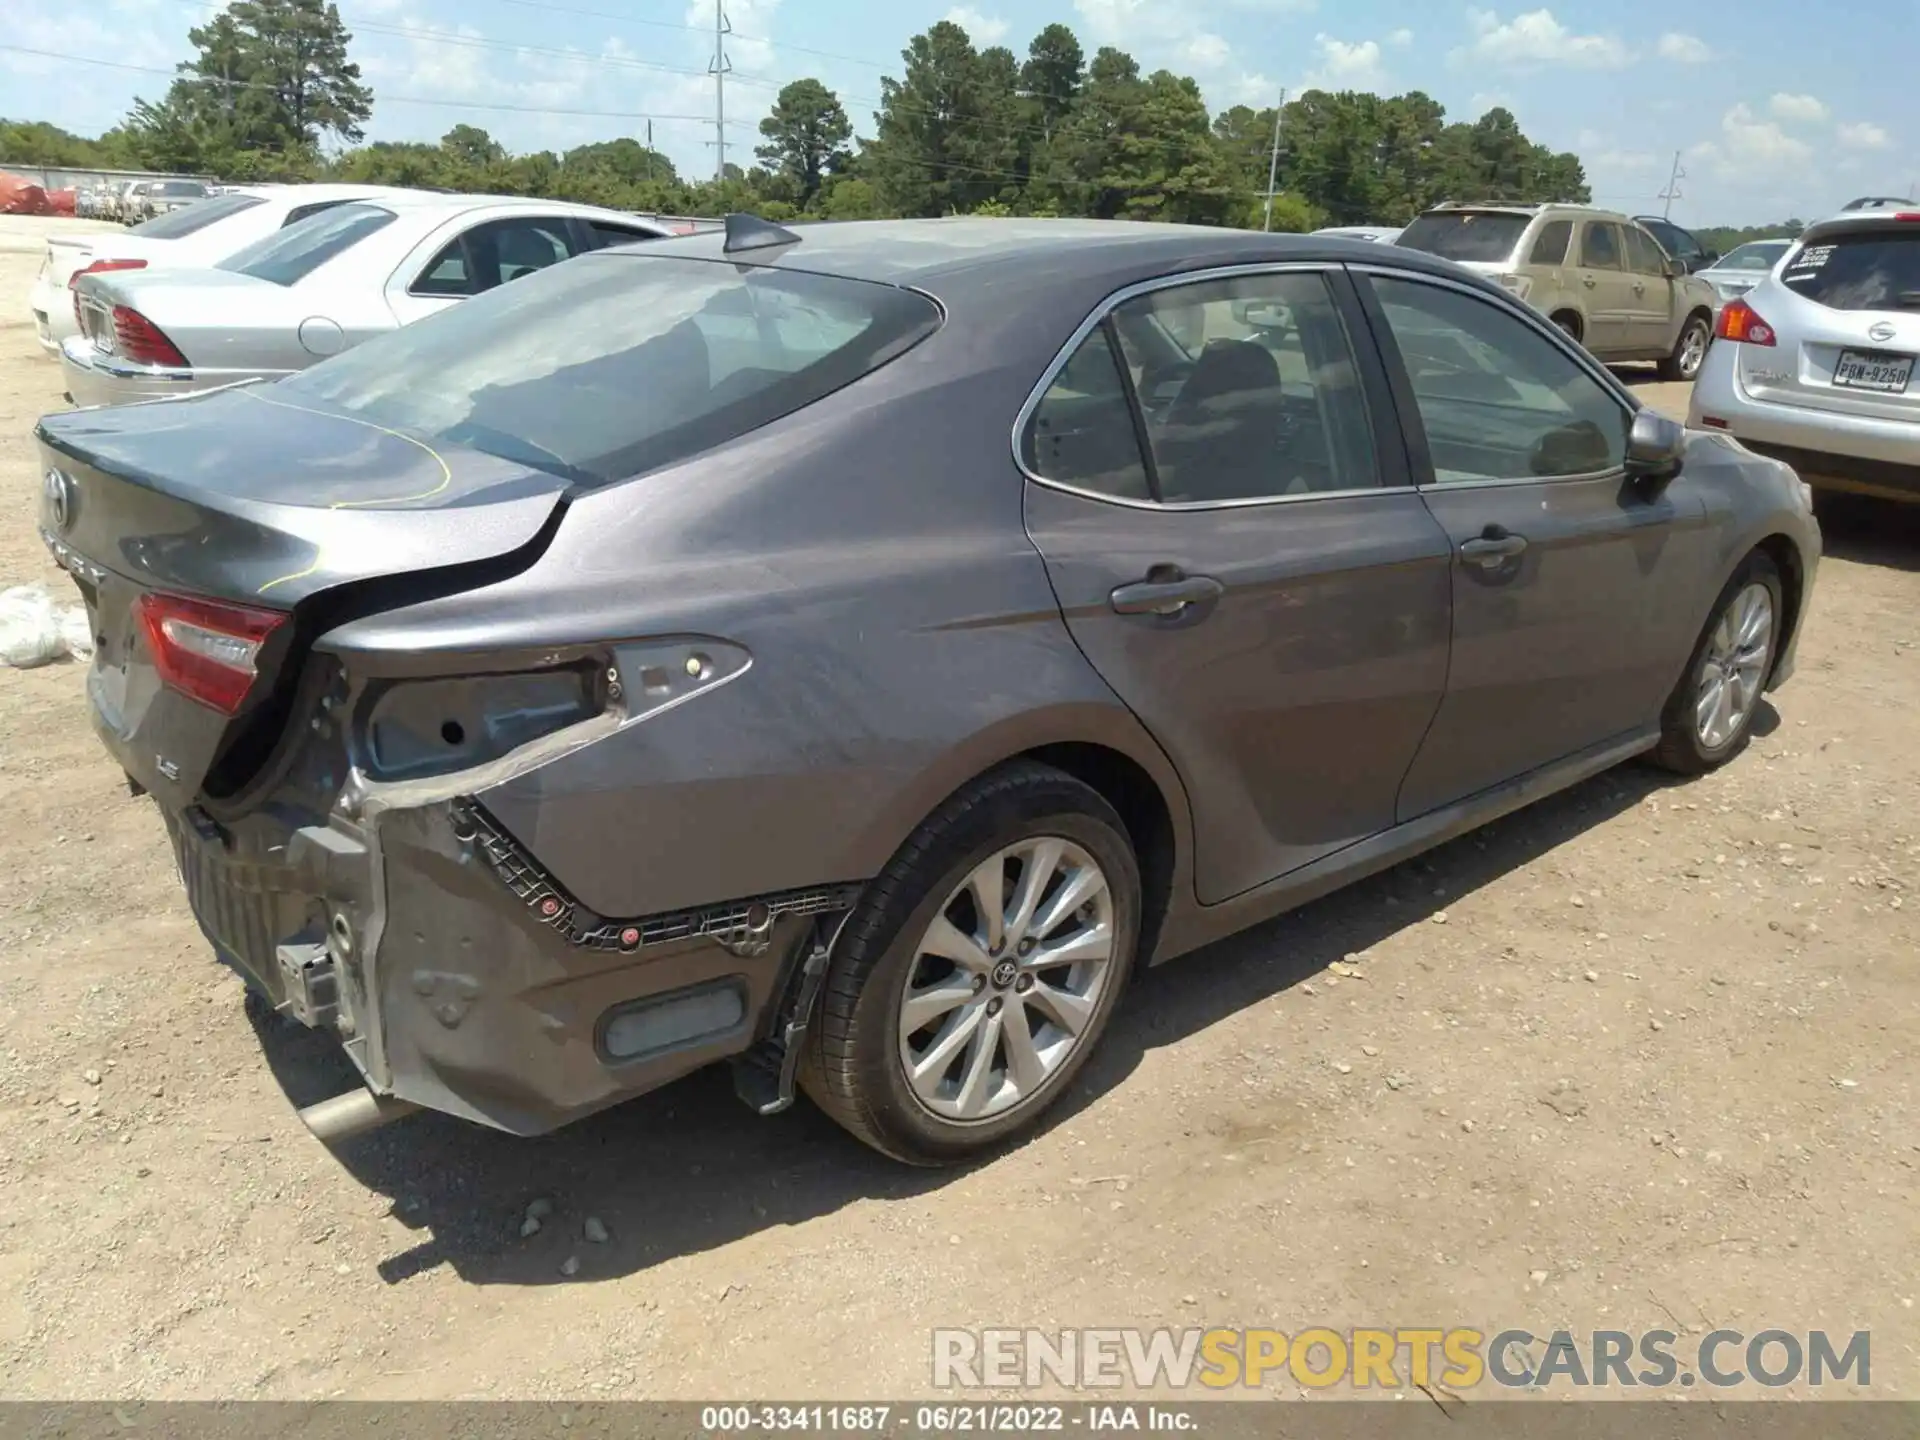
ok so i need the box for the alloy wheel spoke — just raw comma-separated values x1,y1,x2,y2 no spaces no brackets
911,1003,985,1087
965,856,1006,954
1030,864,1106,943
1026,978,1096,1036
900,974,977,1039
953,1010,1004,1118
1695,673,1725,737
921,913,991,973
1001,1004,1048,1095
1003,838,1063,945
1026,919,1113,971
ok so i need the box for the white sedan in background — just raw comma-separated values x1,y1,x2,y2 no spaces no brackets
27,184,419,356
60,193,671,408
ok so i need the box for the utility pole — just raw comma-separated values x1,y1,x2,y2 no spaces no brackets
1658,150,1685,218
1261,89,1288,231
709,0,732,183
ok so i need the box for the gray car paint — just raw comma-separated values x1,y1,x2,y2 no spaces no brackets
37,218,1821,1140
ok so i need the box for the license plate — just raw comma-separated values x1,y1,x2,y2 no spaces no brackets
1833,348,1914,393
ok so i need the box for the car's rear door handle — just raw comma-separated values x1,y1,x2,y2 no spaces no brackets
1459,529,1529,567
1110,573,1224,617
1582,275,1598,288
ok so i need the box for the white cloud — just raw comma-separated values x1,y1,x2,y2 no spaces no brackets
1768,92,1829,124
1655,32,1711,63
1468,91,1516,115
1836,120,1891,150
1576,128,1659,172
1459,9,1631,69
1303,34,1388,90
1688,103,1814,178
1074,0,1270,109
1386,28,1413,47
943,6,1009,44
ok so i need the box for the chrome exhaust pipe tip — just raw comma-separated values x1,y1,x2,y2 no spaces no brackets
299,1088,421,1146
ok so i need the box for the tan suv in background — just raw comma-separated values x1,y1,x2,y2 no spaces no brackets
1395,202,1721,381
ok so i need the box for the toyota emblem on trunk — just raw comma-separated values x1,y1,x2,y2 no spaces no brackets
42,469,75,532
1868,321,1896,342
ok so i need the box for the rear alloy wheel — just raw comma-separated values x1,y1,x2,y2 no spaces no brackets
1650,551,1782,774
803,762,1140,1165
1660,313,1712,381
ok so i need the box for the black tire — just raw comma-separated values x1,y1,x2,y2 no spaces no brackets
802,761,1141,1166
1649,550,1783,775
1658,312,1712,382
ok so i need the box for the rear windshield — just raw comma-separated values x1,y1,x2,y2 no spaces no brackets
278,254,945,487
1716,240,1790,271
1780,229,1920,311
216,202,396,286
1396,212,1531,263
128,191,264,239
154,181,207,197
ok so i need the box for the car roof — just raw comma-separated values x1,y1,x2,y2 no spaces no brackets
1420,202,1626,221
1802,207,1920,241
616,216,1483,290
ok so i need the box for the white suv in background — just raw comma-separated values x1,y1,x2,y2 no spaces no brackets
1690,207,1920,505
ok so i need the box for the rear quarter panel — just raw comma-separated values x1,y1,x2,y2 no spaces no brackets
317,284,1198,925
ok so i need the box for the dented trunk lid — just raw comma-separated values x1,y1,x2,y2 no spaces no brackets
35,384,568,805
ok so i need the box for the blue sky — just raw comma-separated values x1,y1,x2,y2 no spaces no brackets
4,0,1914,223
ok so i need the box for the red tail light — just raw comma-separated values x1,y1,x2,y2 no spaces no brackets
110,306,189,368
135,593,288,715
1715,299,1776,346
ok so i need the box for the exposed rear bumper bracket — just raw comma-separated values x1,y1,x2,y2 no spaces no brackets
731,912,852,1115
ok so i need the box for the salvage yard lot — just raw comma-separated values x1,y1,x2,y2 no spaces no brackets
0,231,1915,1400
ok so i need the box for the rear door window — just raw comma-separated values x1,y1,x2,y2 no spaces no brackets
1625,225,1669,275
1780,229,1920,311
1023,329,1153,502
216,203,397,286
411,216,578,297
1528,221,1572,266
1580,223,1622,269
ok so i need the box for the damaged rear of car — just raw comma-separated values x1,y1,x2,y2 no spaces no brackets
36,238,959,1145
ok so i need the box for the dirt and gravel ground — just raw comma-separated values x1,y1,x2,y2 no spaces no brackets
0,221,1915,1401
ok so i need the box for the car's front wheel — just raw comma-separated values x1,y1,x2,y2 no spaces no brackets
803,762,1140,1165
1650,550,1782,774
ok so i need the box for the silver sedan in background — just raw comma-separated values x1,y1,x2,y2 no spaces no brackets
61,194,672,407
1699,238,1794,310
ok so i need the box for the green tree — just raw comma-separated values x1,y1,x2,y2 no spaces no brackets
1020,23,1084,136
441,124,504,168
127,0,371,168
818,175,883,219
756,78,853,208
864,20,1020,216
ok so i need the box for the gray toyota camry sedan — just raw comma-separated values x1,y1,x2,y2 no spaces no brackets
35,215,1820,1166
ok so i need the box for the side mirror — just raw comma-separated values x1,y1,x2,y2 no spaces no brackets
1626,408,1686,489
1665,257,1689,278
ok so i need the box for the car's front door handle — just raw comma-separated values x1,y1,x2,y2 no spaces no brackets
1110,574,1225,617
1459,529,1529,567
1582,275,1598,288
1632,281,1647,294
